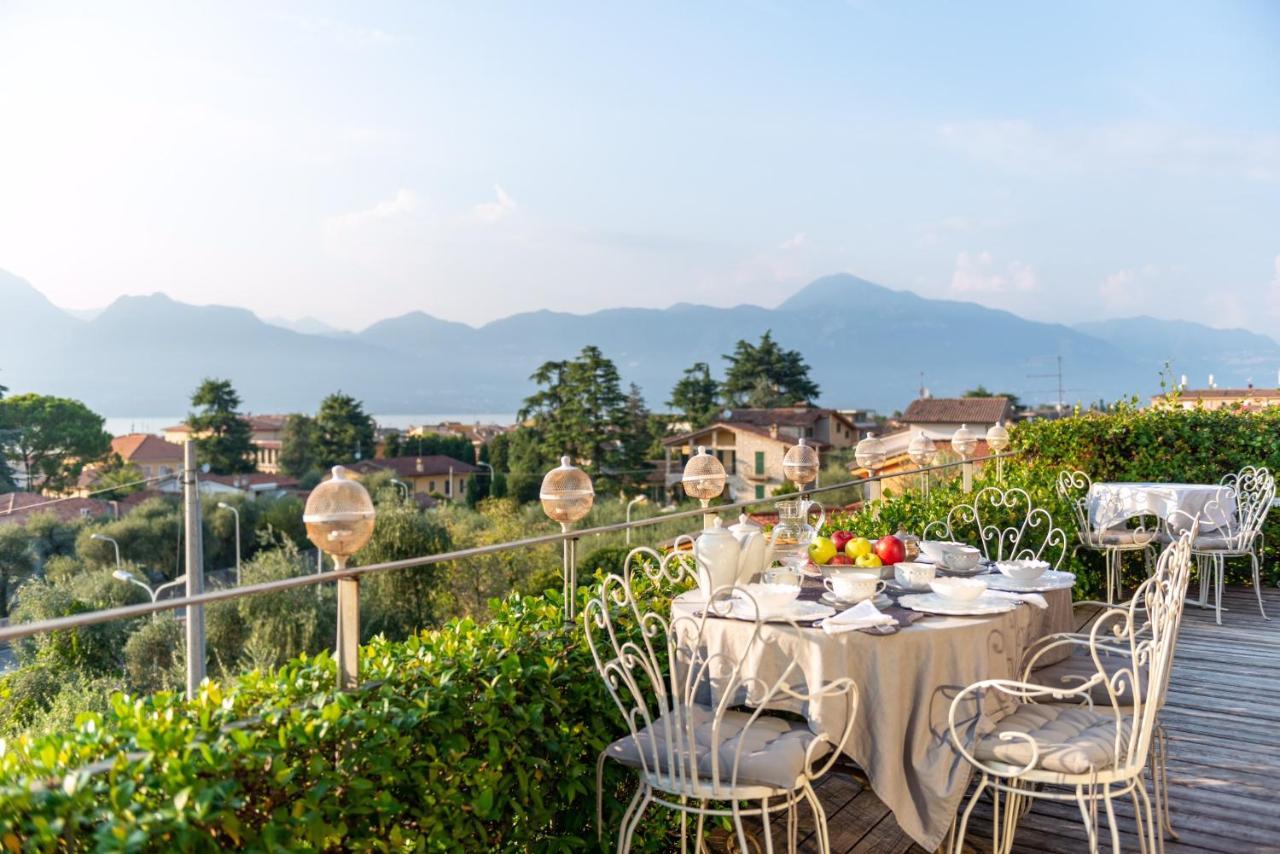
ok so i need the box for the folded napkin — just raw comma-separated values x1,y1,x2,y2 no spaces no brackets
822,600,896,635
985,589,1048,610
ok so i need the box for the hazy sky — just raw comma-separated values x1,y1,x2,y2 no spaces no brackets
1,1,1278,333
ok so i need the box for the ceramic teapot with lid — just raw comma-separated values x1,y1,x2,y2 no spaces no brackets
695,516,764,599
727,513,768,583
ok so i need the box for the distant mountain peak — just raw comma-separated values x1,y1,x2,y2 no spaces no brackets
776,273,915,312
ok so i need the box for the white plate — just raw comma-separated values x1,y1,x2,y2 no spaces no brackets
886,579,932,594
721,598,835,623
986,570,1076,593
821,591,892,610
896,593,1020,616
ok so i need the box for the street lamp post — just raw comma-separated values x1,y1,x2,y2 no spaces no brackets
389,478,411,502
90,533,122,573
477,461,494,498
625,494,649,544
216,502,242,586
112,569,187,603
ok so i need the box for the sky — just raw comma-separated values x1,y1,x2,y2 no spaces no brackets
1,1,1278,333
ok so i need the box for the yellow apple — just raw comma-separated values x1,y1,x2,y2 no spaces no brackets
845,537,874,559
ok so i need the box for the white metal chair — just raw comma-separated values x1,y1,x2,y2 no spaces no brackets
1166,466,1273,625
1057,470,1159,604
924,486,1070,569
947,529,1195,854
585,546,859,852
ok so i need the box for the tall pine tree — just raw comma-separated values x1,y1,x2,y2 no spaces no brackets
188,379,256,475
721,330,820,408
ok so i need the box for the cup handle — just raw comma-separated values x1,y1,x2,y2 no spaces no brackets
822,577,836,593
874,580,887,596
807,499,826,532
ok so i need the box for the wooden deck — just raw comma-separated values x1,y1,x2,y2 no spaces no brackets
761,584,1280,853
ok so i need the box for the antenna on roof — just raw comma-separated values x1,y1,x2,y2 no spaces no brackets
1208,373,1216,389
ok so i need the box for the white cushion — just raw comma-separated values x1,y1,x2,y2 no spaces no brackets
1031,648,1150,707
1086,528,1153,547
975,703,1130,775
606,704,826,790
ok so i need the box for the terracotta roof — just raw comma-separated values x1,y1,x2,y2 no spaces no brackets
200,472,299,490
662,421,828,449
112,433,185,463
0,492,118,526
722,407,856,432
902,397,1012,425
1154,388,1280,400
351,455,480,478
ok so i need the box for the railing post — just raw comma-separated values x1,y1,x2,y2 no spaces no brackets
336,561,359,690
961,460,974,493
183,441,206,699
866,475,882,504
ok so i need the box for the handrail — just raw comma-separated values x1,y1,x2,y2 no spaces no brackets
0,452,1014,645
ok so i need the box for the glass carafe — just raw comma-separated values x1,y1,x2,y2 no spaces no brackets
769,498,825,567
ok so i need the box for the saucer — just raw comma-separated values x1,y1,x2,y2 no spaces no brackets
821,591,892,610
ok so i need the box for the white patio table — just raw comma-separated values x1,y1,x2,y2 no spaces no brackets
1088,481,1234,532
671,579,1073,851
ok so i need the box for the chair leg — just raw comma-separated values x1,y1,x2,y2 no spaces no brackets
731,798,751,854
952,773,987,854
1252,552,1269,620
1104,549,1116,604
1197,554,1209,607
787,795,798,853
1075,785,1100,854
1154,725,1178,842
1215,554,1225,625
1102,785,1121,854
759,796,775,854
596,750,608,842
802,780,831,854
618,782,649,854
1129,786,1148,854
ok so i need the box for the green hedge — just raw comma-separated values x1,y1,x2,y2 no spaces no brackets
0,590,676,852
823,405,1280,597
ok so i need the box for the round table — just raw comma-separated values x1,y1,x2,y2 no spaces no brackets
670,581,1074,851
1088,481,1234,532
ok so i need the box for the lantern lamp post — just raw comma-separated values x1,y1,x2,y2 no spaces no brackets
986,421,1011,482
951,424,979,492
682,446,726,529
907,431,938,497
540,456,595,621
854,433,887,502
303,466,376,690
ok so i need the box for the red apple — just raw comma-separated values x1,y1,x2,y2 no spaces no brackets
829,554,854,566
831,530,854,553
874,535,905,566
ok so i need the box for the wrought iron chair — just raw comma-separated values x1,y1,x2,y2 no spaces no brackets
947,529,1195,854
1056,470,1160,604
585,545,859,853
924,486,1070,569
1165,466,1273,625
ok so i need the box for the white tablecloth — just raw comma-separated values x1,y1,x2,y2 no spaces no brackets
671,584,1074,850
1087,482,1234,532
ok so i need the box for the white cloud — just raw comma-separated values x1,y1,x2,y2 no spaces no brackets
950,250,1037,293
473,185,517,224
324,189,417,234
779,232,807,250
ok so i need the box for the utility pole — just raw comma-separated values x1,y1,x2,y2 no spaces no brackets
1027,355,1066,414
183,441,206,698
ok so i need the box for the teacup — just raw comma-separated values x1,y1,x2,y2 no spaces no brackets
894,561,936,590
824,571,886,603
940,546,982,573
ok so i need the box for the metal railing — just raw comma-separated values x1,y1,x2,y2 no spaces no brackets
0,452,1013,691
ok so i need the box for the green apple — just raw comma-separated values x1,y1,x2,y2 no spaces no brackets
845,537,874,560
808,536,837,565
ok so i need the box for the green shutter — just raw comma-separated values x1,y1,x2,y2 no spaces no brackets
755,451,765,475
755,484,765,500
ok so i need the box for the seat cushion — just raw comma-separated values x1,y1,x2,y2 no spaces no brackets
1087,527,1153,547
1031,648,1150,707
606,704,826,790
975,703,1131,775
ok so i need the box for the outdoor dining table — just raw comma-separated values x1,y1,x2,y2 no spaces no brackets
670,577,1074,851
1088,481,1234,531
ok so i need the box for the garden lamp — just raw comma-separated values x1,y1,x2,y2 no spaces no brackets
854,432,887,503
304,466,376,690
951,424,979,492
540,456,595,621
782,438,820,489
682,446,726,529
985,421,1011,481
907,431,938,496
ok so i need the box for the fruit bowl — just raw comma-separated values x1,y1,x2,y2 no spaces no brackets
995,559,1049,582
929,576,988,603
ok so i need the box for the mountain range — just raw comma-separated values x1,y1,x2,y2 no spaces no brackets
3,268,1277,417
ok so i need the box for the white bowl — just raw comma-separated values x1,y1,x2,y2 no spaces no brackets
996,559,1049,582
894,561,936,590
738,582,801,616
929,576,988,603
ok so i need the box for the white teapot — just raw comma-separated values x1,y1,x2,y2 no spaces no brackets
727,513,768,583
695,516,763,600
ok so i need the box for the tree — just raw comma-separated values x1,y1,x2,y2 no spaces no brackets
279,413,320,478
188,379,256,475
0,393,111,493
89,453,145,500
668,362,723,428
314,392,376,469
354,501,452,640
382,429,405,459
0,525,35,618
398,432,474,464
721,330,820,408
616,384,658,491
519,345,629,477
963,385,1022,410
0,381,14,491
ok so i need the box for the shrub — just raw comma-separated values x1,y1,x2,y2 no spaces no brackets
0,590,677,851
123,617,186,695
